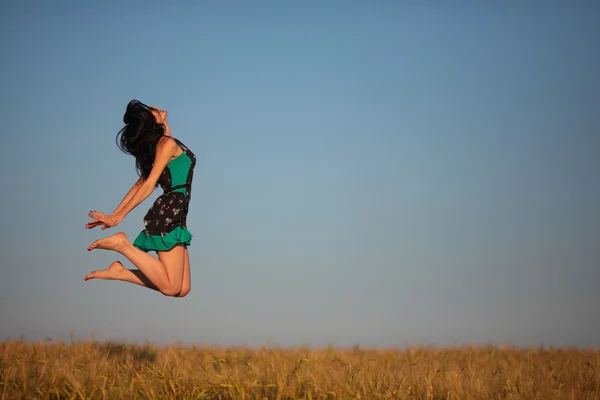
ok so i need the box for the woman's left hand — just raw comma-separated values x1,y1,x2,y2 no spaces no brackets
87,210,122,229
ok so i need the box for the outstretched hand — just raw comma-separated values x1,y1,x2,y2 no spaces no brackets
86,210,122,230
85,219,108,230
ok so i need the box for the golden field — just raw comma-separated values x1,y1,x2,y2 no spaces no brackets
1,339,598,399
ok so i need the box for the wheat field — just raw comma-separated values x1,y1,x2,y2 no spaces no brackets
1,338,598,399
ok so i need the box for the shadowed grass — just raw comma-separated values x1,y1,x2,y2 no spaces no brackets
1,339,598,399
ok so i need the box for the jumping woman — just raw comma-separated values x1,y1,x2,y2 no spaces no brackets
84,100,196,297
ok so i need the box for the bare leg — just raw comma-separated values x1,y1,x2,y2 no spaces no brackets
86,253,190,295
87,232,185,296
84,261,159,291
176,248,191,297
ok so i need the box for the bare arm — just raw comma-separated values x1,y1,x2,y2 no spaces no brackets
112,177,144,215
113,138,178,221
86,177,144,230
87,137,179,229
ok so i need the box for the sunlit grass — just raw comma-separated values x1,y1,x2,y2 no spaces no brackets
1,338,598,399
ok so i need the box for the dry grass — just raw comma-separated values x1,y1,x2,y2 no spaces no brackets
1,338,598,399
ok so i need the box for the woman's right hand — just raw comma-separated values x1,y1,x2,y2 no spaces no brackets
85,216,109,230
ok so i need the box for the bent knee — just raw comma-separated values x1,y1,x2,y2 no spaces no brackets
160,286,182,297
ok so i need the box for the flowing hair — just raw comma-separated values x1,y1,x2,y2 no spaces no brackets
116,100,167,184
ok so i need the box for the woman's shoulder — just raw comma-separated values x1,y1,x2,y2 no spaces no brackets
157,135,178,146
156,135,179,153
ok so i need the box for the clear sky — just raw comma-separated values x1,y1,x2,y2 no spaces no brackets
1,1,599,348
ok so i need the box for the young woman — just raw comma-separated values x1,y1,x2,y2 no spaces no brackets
84,100,196,298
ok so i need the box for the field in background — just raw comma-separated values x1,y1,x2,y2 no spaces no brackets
1,339,599,399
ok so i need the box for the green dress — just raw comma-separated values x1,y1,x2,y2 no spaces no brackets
133,137,196,253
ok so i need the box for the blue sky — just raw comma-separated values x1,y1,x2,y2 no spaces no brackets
1,1,599,348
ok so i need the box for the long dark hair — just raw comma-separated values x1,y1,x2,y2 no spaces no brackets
116,99,166,182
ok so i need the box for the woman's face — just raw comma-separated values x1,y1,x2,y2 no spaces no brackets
150,106,168,124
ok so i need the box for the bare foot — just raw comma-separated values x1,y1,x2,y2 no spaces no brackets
87,232,128,252
85,261,126,281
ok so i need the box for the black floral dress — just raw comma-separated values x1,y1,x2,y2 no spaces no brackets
133,137,196,253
